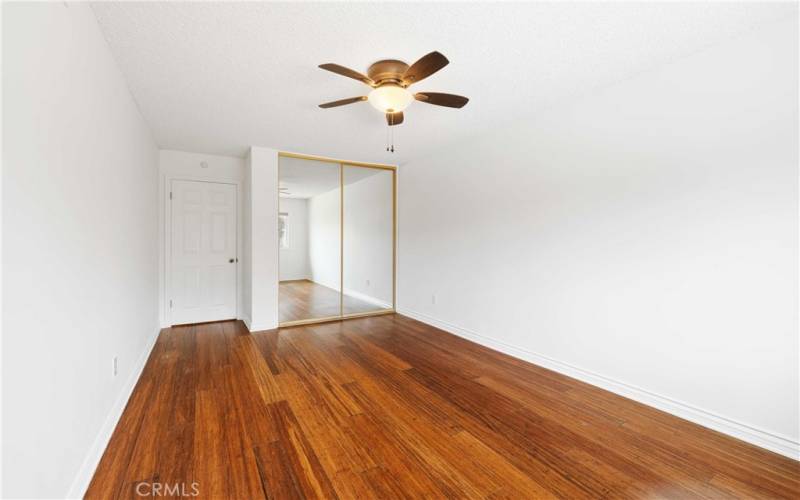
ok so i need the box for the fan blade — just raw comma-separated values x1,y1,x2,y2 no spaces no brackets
403,51,449,84
318,63,374,86
414,92,469,108
386,111,404,126
319,96,367,109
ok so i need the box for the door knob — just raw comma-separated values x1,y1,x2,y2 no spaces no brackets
229,258,235,263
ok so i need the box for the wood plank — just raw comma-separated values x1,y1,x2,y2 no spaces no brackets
279,280,382,323
86,316,800,499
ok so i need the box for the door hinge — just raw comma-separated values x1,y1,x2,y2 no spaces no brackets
169,299,173,308
169,191,173,200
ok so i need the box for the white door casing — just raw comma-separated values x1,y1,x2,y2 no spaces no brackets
170,180,237,324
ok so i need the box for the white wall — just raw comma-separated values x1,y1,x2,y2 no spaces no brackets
398,19,799,458
279,198,310,281
308,187,341,291
241,152,253,326
158,150,245,327
246,146,279,330
2,3,160,497
343,170,394,306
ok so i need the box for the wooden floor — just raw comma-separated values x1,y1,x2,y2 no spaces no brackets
87,315,799,499
279,280,387,323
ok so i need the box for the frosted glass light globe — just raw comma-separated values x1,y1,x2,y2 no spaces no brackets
368,85,414,113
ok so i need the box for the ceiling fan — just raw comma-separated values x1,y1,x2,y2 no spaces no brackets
317,51,469,127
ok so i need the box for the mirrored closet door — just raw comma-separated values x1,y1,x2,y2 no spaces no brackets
343,165,394,316
278,153,395,326
278,156,341,324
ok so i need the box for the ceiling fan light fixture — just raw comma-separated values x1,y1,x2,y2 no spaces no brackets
368,84,414,113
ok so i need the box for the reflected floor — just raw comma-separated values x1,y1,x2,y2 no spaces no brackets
279,280,389,323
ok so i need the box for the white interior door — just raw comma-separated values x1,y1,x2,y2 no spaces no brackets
170,180,237,325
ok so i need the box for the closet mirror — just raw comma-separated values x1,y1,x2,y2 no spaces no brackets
343,165,394,316
278,156,341,323
278,153,396,326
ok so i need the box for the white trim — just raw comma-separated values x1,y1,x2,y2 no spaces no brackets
397,307,800,461
245,322,274,332
307,278,392,310
308,277,340,293
241,316,275,333
66,327,161,499
342,288,392,309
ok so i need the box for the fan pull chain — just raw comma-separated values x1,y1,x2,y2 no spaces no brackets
386,114,395,153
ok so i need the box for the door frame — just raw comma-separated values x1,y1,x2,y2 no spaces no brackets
277,151,397,328
164,177,241,327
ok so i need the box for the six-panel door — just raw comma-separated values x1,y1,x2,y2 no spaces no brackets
170,180,237,325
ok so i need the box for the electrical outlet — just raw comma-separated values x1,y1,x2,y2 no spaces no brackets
112,356,118,377
431,294,437,305
366,279,370,287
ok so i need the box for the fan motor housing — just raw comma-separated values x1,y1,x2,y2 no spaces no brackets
367,59,409,86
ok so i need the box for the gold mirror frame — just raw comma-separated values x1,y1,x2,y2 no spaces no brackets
278,151,397,327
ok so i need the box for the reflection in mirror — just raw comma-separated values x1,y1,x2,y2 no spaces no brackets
278,157,341,323
343,165,394,315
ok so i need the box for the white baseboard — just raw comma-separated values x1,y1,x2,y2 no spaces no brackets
242,318,276,332
279,275,311,282
397,307,800,461
241,315,252,331
66,327,162,499
309,277,339,292
308,279,391,309
246,323,275,332
342,288,392,309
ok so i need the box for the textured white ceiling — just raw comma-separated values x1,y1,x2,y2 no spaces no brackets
91,2,792,164
279,157,338,199
279,156,382,199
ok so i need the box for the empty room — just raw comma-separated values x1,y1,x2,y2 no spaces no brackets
2,1,798,499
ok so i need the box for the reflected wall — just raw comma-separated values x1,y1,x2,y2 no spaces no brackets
278,154,395,326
